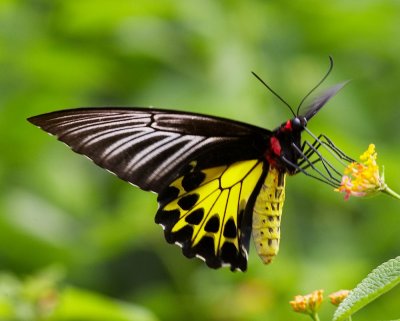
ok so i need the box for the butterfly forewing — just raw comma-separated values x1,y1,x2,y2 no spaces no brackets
156,159,266,271
28,108,270,193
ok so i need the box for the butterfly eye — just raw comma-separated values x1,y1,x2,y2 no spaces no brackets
292,117,306,130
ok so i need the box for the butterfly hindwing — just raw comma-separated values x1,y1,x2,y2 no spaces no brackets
156,159,266,271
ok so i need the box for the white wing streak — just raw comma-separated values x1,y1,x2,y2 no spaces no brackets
76,127,152,148
125,132,182,172
57,116,151,139
100,128,155,159
143,136,211,182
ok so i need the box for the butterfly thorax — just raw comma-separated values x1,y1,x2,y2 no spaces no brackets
252,117,306,265
265,118,304,175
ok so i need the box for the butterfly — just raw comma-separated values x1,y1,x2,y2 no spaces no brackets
28,58,349,271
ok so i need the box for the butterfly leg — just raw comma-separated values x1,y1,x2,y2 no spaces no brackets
301,129,355,163
313,134,355,163
285,142,342,187
282,133,354,187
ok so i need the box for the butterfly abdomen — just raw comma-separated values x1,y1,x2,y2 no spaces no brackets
252,166,286,264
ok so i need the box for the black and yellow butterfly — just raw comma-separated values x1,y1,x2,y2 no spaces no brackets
28,61,349,271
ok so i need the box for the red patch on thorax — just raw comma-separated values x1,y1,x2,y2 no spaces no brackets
283,120,292,131
270,136,281,155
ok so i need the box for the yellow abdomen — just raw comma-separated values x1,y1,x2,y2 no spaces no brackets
252,166,286,264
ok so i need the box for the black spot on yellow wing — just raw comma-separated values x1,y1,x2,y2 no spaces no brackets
177,194,199,210
160,186,180,205
185,209,204,225
204,215,220,233
155,159,265,271
182,171,206,192
223,218,237,238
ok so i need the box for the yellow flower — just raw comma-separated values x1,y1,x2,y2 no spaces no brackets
335,144,400,200
290,289,324,316
329,289,350,306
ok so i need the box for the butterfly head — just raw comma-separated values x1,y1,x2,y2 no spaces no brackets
278,116,308,133
291,116,307,130
265,117,307,174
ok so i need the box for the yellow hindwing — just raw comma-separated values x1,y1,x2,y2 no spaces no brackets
156,159,264,270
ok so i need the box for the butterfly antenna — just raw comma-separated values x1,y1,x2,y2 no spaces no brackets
296,56,334,116
252,71,296,117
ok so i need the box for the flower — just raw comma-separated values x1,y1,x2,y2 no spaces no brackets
335,144,400,200
290,289,324,317
329,289,350,306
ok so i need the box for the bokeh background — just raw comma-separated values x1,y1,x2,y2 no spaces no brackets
1,0,399,320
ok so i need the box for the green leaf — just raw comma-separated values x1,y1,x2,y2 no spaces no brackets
333,257,400,321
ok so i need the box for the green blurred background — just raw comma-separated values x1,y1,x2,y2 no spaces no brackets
0,0,399,320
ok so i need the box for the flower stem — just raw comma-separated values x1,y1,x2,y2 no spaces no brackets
381,185,400,200
310,312,320,321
